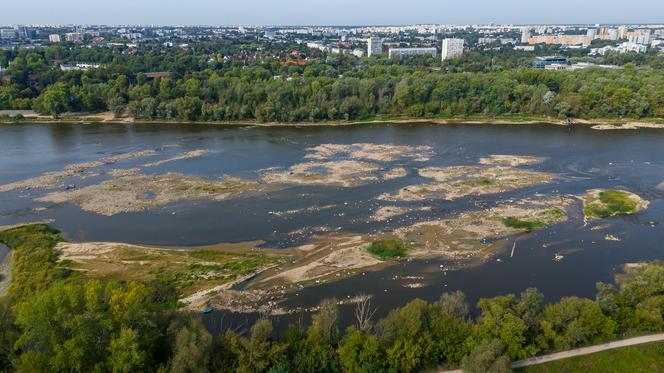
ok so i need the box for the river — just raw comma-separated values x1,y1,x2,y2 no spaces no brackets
1,122,663,333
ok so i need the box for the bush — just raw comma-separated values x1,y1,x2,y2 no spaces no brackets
502,217,545,232
367,239,407,258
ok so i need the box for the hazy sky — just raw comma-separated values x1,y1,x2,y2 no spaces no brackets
2,0,663,26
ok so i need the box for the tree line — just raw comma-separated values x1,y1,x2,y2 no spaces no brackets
2,225,664,372
1,45,663,121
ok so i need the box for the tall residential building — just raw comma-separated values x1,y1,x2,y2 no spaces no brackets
65,32,84,43
441,38,464,61
49,34,61,43
618,26,628,39
521,28,531,44
608,29,619,41
587,28,597,40
367,36,382,57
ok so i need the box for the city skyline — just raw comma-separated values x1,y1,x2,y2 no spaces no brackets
2,0,664,26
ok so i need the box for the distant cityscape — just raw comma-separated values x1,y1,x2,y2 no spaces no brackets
0,23,662,72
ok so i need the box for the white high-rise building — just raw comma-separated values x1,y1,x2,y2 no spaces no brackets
521,28,531,44
49,34,61,43
608,29,619,41
441,38,464,61
367,36,382,57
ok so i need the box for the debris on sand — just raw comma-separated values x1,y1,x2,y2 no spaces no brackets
0,161,104,192
37,173,259,216
101,150,158,164
591,123,664,131
394,197,572,260
304,143,434,162
370,206,432,221
142,149,212,167
261,143,429,188
582,189,649,220
261,160,381,187
107,168,141,177
371,206,411,221
379,165,554,202
253,235,383,286
383,167,408,180
0,150,161,193
479,155,546,167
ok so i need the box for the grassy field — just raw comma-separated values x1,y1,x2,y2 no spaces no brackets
518,342,664,373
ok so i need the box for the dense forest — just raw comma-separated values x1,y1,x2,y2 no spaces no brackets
2,225,664,372
1,43,663,122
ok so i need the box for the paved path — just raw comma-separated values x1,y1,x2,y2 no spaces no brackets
511,333,664,368
439,333,664,372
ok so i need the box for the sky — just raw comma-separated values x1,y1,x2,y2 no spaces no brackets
2,0,663,26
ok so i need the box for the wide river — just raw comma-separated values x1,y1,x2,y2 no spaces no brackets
1,122,663,333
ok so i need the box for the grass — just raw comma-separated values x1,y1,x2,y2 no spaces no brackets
367,239,407,258
0,224,68,300
64,243,281,297
518,342,664,373
584,190,639,219
502,217,545,232
537,208,566,220
456,178,494,187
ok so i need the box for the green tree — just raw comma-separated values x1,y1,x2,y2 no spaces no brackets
108,327,146,373
461,339,512,373
167,319,213,373
337,326,382,372
32,83,69,118
439,291,470,320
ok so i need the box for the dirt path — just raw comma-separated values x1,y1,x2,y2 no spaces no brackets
438,333,664,372
0,251,12,297
511,333,664,369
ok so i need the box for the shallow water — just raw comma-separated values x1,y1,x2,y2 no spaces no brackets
1,122,664,332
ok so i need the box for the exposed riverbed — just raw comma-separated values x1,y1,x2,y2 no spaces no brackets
1,122,663,333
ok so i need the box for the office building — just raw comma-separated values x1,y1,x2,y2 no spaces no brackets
367,36,382,57
49,34,61,43
441,38,464,61
533,56,570,69
0,29,16,40
388,47,437,59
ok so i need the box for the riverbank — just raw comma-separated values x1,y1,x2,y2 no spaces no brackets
0,249,11,297
1,111,663,129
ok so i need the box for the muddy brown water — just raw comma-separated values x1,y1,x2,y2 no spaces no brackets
1,122,664,334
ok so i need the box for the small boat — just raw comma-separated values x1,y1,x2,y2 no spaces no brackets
202,307,214,314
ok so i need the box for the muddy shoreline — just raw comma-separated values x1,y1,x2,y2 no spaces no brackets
2,114,664,129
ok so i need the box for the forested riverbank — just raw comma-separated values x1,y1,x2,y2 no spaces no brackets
2,224,664,372
1,43,663,123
